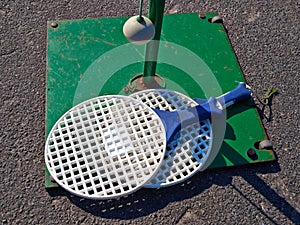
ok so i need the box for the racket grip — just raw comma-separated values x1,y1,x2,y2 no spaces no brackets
153,97,222,142
218,82,252,108
193,97,223,120
194,82,252,109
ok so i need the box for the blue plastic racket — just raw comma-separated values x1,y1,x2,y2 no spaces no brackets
130,82,252,188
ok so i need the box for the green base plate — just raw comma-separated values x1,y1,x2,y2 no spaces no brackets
45,13,275,188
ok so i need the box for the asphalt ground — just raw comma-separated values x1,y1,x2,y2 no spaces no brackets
0,0,299,224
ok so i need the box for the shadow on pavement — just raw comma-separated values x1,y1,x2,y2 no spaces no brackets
47,160,299,223
47,102,299,222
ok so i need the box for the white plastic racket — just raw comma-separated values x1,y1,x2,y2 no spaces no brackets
130,82,252,188
45,95,167,200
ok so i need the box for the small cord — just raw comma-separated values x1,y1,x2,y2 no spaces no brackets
137,0,144,22
262,86,279,105
251,86,279,106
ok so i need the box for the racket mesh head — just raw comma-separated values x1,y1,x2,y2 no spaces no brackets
45,95,166,199
130,90,212,188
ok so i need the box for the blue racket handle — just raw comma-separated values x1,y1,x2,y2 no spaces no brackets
153,83,252,142
153,97,222,142
194,82,252,109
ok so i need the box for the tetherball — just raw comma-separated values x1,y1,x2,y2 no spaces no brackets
123,16,155,45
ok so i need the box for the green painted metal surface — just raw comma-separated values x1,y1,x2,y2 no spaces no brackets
45,13,275,187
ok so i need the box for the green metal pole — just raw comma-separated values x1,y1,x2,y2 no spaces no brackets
143,0,165,81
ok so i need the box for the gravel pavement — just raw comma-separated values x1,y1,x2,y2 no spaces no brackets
0,0,299,224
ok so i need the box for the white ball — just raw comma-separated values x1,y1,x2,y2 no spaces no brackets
123,16,155,45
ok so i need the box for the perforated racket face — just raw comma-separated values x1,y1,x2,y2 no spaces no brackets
45,95,166,199
130,90,213,188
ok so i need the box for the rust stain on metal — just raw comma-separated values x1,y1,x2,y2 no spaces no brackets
68,57,78,61
103,40,117,46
